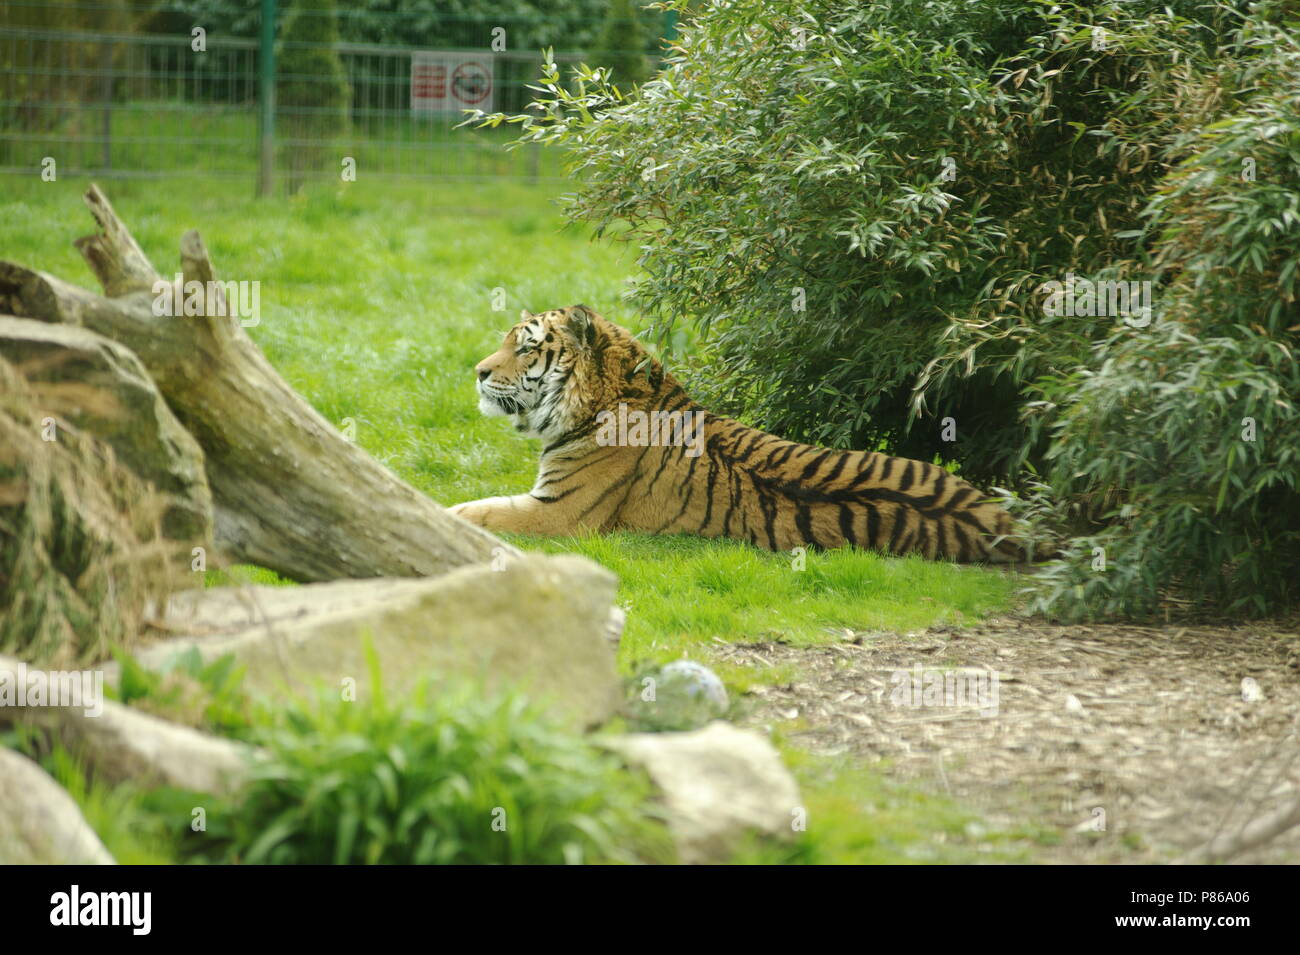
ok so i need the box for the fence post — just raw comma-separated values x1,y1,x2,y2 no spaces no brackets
101,39,113,171
257,0,278,197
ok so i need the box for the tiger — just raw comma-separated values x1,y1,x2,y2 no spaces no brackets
448,304,1027,562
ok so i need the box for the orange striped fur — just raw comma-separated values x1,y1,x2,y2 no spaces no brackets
449,305,1025,562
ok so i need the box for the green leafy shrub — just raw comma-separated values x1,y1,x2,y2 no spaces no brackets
165,0,620,51
592,0,652,88
1024,18,1300,618
277,0,351,194
210,674,673,864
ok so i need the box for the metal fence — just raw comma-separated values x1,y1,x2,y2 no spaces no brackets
0,2,673,189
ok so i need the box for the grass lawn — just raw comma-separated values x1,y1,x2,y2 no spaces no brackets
2,172,1022,862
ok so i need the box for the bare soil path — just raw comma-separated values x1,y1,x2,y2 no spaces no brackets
721,618,1300,863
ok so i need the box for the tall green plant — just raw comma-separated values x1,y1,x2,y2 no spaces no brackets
277,0,351,194
592,0,651,88
1024,16,1300,618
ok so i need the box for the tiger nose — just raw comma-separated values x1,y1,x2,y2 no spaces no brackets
477,366,491,382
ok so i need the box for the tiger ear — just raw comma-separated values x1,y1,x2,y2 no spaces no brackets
519,309,534,321
565,305,597,347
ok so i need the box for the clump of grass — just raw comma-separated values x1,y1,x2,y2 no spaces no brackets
112,648,254,739
202,664,674,865
0,357,187,666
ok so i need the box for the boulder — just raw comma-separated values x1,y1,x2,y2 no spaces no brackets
111,554,624,729
0,654,253,795
601,721,802,863
0,746,115,864
0,316,212,542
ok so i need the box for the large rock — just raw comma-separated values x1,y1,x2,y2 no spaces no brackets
602,722,802,863
0,315,212,542
0,746,115,864
113,554,624,729
0,654,253,795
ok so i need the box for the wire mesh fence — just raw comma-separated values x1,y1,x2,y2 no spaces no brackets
0,1,673,188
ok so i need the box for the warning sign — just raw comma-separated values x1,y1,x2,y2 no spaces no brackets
411,52,493,114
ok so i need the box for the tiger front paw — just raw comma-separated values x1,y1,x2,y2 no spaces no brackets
447,497,509,529
447,500,481,523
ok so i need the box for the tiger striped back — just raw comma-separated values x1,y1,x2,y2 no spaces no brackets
450,305,1027,563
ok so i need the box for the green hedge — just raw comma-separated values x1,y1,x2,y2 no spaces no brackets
1028,17,1300,617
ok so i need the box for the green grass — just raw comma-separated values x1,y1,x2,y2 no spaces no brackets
1,172,1021,863
525,531,1015,666
737,745,1032,864
0,103,563,181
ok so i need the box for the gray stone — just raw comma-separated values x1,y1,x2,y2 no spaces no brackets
0,315,212,542
0,746,115,864
601,721,802,863
115,554,624,729
0,654,253,795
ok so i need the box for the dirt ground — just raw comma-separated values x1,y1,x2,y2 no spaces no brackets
719,617,1300,863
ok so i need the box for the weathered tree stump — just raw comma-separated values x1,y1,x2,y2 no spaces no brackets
0,185,513,582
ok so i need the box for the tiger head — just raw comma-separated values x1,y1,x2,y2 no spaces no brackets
474,304,660,440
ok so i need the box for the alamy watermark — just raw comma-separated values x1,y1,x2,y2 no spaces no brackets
1040,273,1152,327
152,275,260,327
889,665,1000,717
595,402,706,458
0,661,103,717
50,885,150,935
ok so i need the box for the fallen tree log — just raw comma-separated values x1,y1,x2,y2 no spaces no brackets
0,185,513,582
